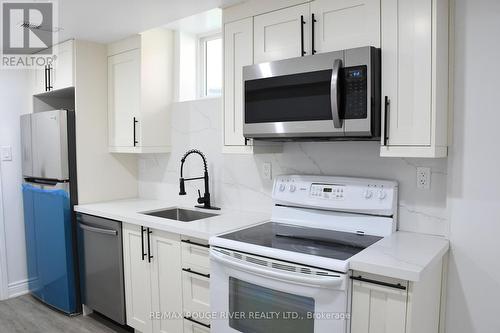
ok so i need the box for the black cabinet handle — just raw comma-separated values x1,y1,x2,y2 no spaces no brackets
141,226,146,261
311,13,317,55
351,275,406,291
182,268,210,279
147,228,153,262
181,239,210,248
133,117,139,147
46,66,53,91
184,316,211,329
383,96,390,146
300,15,306,56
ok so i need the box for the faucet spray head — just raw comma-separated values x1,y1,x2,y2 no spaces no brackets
179,178,186,195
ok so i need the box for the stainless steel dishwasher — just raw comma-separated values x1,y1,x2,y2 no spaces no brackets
77,213,126,324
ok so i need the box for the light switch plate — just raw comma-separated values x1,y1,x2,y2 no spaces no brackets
262,162,272,180
0,146,12,161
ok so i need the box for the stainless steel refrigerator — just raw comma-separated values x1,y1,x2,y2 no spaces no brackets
20,110,80,314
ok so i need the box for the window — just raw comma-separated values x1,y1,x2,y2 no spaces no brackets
199,34,222,98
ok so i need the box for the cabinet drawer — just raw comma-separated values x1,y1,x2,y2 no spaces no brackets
182,269,210,325
184,318,210,333
181,238,210,270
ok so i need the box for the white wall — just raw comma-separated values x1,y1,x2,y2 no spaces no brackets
0,70,31,297
445,0,500,331
139,98,449,236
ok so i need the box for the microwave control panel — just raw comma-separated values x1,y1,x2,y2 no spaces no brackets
343,65,368,120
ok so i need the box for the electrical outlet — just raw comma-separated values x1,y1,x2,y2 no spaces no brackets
416,167,431,190
262,162,272,180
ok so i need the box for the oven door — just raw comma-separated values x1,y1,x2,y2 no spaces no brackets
210,248,349,333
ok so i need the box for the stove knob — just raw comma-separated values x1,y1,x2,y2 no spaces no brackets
363,189,373,199
279,184,286,192
289,184,297,192
378,190,387,200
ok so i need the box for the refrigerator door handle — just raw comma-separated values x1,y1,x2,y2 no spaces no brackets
24,177,68,185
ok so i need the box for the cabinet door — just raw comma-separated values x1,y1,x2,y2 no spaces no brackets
381,0,432,146
108,49,141,149
184,319,210,333
224,18,253,147
311,0,380,53
254,3,310,63
33,66,47,95
122,224,153,333
351,279,407,333
51,40,74,90
150,230,183,333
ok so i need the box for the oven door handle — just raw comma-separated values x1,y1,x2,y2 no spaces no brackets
330,58,343,129
210,249,345,287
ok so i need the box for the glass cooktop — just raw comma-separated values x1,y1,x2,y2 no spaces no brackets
219,222,382,261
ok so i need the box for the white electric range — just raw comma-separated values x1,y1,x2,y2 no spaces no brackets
209,175,398,333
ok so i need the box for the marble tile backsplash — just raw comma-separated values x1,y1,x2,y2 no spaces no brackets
138,98,449,237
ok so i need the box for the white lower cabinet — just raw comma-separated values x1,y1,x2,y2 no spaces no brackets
351,258,444,333
181,238,211,330
122,224,183,333
151,230,184,333
183,319,211,333
351,275,408,333
123,224,153,333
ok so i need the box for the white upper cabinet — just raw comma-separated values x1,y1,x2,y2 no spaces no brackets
32,40,74,95
380,0,449,157
51,40,75,91
224,18,253,147
310,0,380,53
107,29,174,154
253,3,311,63
108,49,141,149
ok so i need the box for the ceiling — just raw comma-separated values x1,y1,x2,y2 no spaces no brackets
56,0,242,44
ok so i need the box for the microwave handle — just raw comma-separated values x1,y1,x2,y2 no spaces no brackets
210,249,344,287
330,58,342,128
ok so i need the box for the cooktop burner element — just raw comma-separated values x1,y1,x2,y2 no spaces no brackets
219,222,383,261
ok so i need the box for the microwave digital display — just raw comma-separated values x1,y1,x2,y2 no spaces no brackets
348,69,363,78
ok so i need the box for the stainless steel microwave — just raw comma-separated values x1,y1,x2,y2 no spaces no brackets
243,46,381,140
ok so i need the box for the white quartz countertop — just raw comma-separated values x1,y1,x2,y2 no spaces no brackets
74,198,269,240
349,231,449,282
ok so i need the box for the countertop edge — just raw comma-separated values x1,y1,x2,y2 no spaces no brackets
349,233,450,282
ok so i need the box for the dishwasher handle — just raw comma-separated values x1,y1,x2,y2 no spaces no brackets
79,222,118,236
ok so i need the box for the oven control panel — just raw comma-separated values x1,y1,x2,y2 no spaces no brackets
273,175,398,216
310,184,345,200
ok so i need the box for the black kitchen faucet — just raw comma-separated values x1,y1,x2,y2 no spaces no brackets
179,149,220,210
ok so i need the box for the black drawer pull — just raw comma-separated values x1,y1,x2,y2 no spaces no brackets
181,239,209,248
141,226,146,261
182,268,210,279
351,275,406,290
184,316,211,329
147,228,153,262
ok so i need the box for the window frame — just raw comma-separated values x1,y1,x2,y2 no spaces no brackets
197,31,222,98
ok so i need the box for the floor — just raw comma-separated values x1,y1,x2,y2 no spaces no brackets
0,295,127,333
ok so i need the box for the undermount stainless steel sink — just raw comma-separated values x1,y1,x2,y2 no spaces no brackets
142,208,218,222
